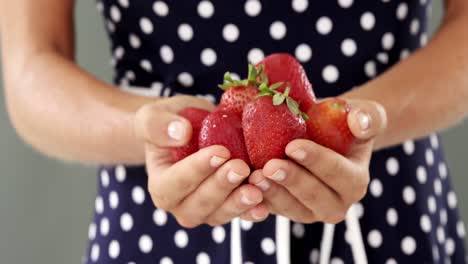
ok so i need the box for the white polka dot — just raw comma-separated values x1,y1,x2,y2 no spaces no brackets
139,235,153,253
108,240,120,259
140,17,154,34
91,243,100,262
292,223,305,238
402,140,415,155
241,220,253,231
316,17,333,35
410,19,420,35
386,157,399,176
438,162,448,179
177,72,194,87
160,45,174,64
140,60,153,72
223,24,240,42
270,21,287,40
330,257,344,264
420,33,428,46
355,202,364,219
261,238,276,255
428,195,437,214
432,245,440,261
201,48,217,66
153,208,168,226
370,178,383,197
425,149,434,166
160,257,174,264
109,191,119,209
397,3,408,20
338,0,353,8
400,49,410,60
230,73,240,80
100,217,110,236
360,12,376,31
212,226,226,243
386,208,398,226
115,165,126,182
401,236,417,255
445,238,455,256
132,186,146,204
377,52,389,64
403,186,416,205
341,39,357,57
385,258,397,264
88,222,97,240
126,71,135,81
309,248,319,263
447,191,457,209
196,252,211,264
101,170,110,187
174,230,189,248
364,61,377,78
440,209,448,225
178,23,194,42
437,226,446,244
107,20,115,33
198,0,215,18
367,230,383,248
416,166,427,184
247,48,264,64
96,2,104,12
292,0,308,12
153,1,169,17
95,196,104,214
382,32,395,50
114,46,125,60
295,43,312,62
434,178,442,196
110,6,121,22
129,34,141,49
118,0,129,8
457,221,466,238
245,0,262,17
430,134,439,149
120,212,133,231
420,214,432,233
322,65,339,83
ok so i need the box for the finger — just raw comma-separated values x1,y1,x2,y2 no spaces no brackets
285,140,369,202
134,96,215,148
249,170,317,223
239,203,270,222
173,159,250,227
148,145,230,210
346,99,387,141
261,159,346,223
206,184,263,226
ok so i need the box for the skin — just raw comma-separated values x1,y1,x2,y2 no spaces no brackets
1,0,467,226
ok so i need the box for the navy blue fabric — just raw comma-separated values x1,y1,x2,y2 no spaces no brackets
84,0,467,263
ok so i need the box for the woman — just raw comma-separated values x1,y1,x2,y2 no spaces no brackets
1,0,467,263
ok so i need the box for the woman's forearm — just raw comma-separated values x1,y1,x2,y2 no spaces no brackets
343,7,468,150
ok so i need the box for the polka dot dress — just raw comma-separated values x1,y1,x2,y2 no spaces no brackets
85,0,467,263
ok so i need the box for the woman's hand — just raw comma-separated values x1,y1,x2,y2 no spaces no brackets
247,99,387,223
134,95,269,228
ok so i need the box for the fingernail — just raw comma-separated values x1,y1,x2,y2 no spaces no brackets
241,194,256,205
268,169,287,182
255,179,271,191
291,150,307,161
227,171,244,184
210,156,227,167
251,211,266,220
167,120,185,141
357,111,371,131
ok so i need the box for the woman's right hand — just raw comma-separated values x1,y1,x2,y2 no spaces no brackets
134,95,269,228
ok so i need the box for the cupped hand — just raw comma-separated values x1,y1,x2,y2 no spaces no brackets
134,96,269,228
248,99,387,224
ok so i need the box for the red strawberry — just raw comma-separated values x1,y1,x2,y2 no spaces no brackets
243,87,308,169
218,86,258,115
199,111,251,165
171,107,210,162
257,53,316,111
306,98,355,155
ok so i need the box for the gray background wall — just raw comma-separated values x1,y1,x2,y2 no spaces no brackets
0,1,466,263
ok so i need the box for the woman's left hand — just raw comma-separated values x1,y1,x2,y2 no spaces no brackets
245,99,387,223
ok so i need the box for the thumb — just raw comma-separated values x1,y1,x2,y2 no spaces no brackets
346,99,388,141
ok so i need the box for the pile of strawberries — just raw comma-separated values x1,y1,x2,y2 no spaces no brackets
171,53,355,169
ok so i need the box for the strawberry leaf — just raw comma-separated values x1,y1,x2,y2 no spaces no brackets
301,112,310,121
224,71,233,82
284,85,291,97
286,97,300,115
269,82,284,91
261,74,269,85
257,64,264,77
273,93,286,106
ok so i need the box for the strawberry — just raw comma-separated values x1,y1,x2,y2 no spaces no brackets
306,98,355,155
199,110,251,165
243,85,308,169
257,53,316,111
171,107,210,162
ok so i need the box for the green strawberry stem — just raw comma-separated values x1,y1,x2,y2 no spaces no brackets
218,63,264,90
